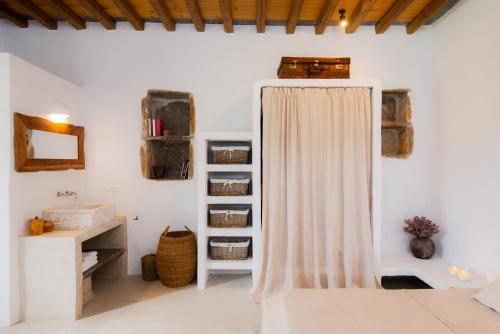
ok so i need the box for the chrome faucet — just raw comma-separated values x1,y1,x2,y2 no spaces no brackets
57,191,78,203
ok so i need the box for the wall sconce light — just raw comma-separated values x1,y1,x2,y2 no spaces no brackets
47,100,70,124
339,9,348,28
47,113,70,124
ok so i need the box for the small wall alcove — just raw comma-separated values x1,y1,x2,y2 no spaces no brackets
140,90,195,180
381,89,414,159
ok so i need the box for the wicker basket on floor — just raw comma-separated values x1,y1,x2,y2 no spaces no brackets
141,254,158,281
156,226,196,287
209,178,250,196
210,238,250,260
210,209,249,228
211,146,250,164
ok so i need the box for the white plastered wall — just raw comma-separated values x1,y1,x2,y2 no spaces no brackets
431,0,500,280
0,23,436,278
0,53,13,327
0,53,86,326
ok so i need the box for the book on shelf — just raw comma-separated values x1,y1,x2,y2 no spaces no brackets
148,118,164,137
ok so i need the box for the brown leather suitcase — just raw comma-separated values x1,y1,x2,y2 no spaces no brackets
277,57,351,79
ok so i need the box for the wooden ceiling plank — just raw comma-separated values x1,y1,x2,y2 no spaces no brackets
375,0,415,34
219,0,233,33
407,0,448,34
149,0,175,31
315,0,341,35
0,3,28,28
184,0,205,32
426,0,461,24
48,0,86,30
113,0,145,30
16,0,57,30
286,0,305,34
256,0,267,33
345,0,378,34
80,0,116,30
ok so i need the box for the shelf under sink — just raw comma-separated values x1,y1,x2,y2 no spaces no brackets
83,248,125,279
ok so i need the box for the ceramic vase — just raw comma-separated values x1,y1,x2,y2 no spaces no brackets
410,237,436,259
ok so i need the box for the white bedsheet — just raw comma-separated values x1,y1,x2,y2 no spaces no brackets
261,288,500,334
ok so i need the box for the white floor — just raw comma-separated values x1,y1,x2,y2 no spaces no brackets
1,274,260,334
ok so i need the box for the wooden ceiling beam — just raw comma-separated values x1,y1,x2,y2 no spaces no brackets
256,0,267,33
80,0,116,30
315,0,341,35
0,3,28,28
345,0,377,34
376,0,415,34
184,0,205,32
48,0,86,30
16,0,57,30
219,0,233,33
407,0,448,34
286,0,305,34
113,0,144,30
149,0,175,31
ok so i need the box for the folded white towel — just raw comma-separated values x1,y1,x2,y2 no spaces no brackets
83,255,97,263
83,251,98,259
82,258,98,272
82,251,98,272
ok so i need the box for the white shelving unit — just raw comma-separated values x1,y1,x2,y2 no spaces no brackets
206,196,254,204
197,132,261,289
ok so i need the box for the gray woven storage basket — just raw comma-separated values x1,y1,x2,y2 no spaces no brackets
211,146,250,164
210,209,249,228
209,178,250,196
210,238,250,260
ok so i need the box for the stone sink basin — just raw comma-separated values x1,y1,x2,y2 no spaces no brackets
42,204,116,230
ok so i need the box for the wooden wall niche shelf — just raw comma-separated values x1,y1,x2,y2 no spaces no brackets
382,90,413,159
140,90,195,180
14,112,85,172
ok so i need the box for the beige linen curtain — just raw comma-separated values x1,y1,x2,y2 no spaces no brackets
252,87,375,301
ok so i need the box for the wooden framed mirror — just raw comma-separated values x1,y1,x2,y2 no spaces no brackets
14,112,85,172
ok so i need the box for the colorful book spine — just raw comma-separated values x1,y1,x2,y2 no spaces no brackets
148,118,165,137
155,119,162,137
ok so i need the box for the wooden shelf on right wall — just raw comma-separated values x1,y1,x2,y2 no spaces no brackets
382,89,413,159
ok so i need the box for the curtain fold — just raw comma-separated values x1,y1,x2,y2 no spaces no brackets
252,87,375,301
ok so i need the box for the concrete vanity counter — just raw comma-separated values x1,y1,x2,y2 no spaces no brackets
19,216,127,321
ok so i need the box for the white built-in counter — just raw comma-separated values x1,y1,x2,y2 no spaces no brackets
19,216,127,321
382,253,490,289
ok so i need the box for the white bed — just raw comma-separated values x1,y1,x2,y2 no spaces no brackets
261,288,500,334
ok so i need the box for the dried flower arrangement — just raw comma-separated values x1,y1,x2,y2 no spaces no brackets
404,216,440,239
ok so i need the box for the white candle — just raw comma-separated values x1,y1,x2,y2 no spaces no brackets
448,265,460,276
457,269,471,281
